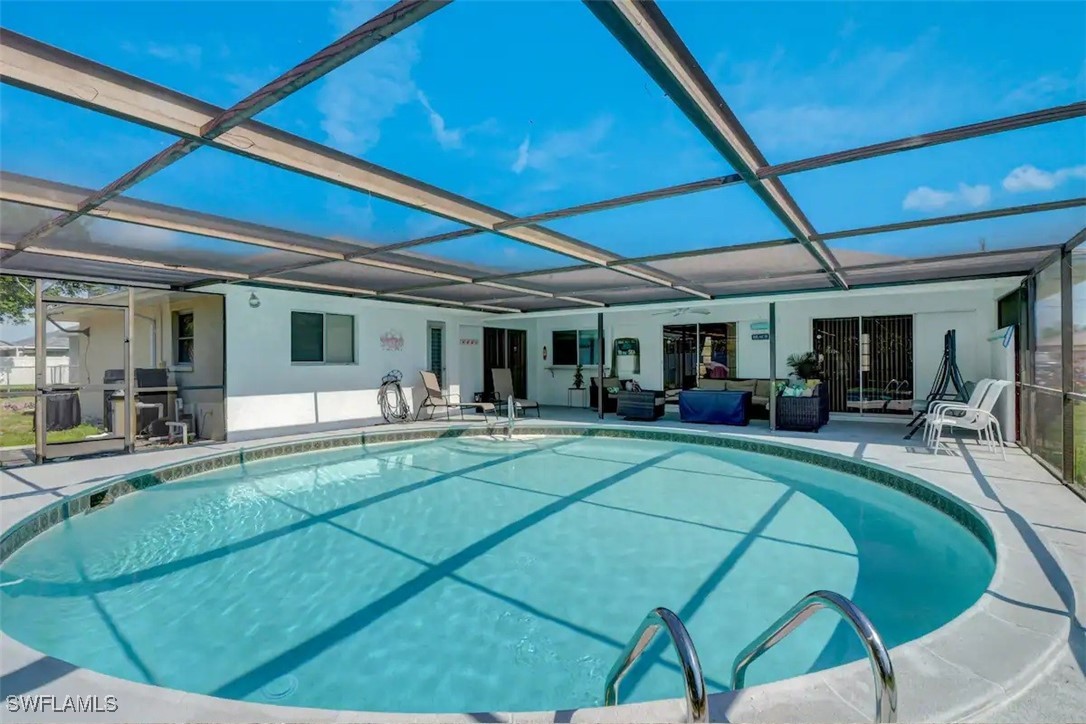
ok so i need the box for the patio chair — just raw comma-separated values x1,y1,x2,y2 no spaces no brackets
922,378,993,446
491,368,540,418
928,380,1011,460
415,370,494,422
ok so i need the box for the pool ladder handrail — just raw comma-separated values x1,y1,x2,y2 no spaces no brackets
603,607,708,723
731,590,897,724
506,394,515,438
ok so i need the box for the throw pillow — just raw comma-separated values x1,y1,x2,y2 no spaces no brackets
607,386,620,394
630,380,642,392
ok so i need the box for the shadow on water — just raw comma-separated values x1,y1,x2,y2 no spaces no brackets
7,439,578,598
210,448,684,700
1,434,1009,712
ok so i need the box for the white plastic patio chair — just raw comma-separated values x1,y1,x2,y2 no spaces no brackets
928,380,1011,460
922,378,993,446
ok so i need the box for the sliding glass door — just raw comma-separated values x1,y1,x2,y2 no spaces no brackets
813,315,913,415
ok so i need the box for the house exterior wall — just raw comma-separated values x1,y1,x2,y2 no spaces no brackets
206,285,487,440
514,279,1016,412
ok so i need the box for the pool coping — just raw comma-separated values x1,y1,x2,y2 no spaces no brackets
0,421,1078,723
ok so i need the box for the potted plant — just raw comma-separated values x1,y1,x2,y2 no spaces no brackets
786,351,822,381
572,363,584,389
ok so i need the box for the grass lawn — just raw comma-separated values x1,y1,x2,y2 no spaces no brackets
0,395,102,447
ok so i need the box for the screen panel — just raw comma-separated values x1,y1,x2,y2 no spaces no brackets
390,233,585,276
497,266,651,294
787,119,1086,232
394,284,539,304
641,244,822,285
664,1,1086,163
128,146,468,248
256,1,731,214
543,184,790,258
0,3,326,108
0,85,176,189
843,249,1051,287
2,201,315,274
577,285,695,306
702,273,833,297
827,205,1085,263
4,251,204,286
272,260,451,293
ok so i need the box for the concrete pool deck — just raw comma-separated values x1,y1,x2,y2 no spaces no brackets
0,410,1083,723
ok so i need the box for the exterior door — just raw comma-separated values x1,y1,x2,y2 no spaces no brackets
813,317,860,413
482,328,528,399
814,315,913,414
663,324,698,392
427,322,445,387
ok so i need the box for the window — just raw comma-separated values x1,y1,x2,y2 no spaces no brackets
174,311,194,366
291,311,355,364
552,329,600,365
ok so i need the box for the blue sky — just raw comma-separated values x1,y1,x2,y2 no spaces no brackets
1,0,1084,270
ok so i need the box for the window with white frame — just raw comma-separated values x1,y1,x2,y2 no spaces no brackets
291,311,355,364
174,311,194,367
552,329,600,365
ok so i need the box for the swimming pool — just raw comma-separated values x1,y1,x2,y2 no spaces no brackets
0,431,994,714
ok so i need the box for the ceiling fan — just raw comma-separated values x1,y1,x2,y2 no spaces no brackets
652,307,711,317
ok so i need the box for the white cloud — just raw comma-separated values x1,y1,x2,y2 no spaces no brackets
317,0,421,156
1002,164,1086,193
512,135,531,174
902,182,991,212
221,66,281,99
712,29,960,155
509,116,613,175
902,186,955,212
957,182,992,207
122,41,203,68
416,91,463,150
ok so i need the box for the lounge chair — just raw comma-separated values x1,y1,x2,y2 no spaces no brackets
415,370,494,421
922,378,992,446
491,368,540,418
928,380,1010,460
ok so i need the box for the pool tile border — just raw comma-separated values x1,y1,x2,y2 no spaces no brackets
0,424,994,563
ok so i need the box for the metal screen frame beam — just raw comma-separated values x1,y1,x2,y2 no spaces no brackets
0,30,702,298
816,198,1086,242
584,0,847,289
2,2,447,258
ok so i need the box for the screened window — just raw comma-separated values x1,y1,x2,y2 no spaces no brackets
174,311,194,366
552,329,600,365
291,311,355,364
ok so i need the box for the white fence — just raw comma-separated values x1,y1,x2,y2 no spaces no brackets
0,357,70,388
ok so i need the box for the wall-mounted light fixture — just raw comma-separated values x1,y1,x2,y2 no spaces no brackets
248,292,261,309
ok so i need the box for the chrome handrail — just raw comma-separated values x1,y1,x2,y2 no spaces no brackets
604,607,708,723
731,590,897,723
506,394,515,438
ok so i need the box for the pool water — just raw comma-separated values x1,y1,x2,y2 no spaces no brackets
0,436,994,713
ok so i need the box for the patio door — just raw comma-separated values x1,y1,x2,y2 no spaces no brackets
813,315,913,415
482,328,527,399
663,324,698,393
427,322,445,388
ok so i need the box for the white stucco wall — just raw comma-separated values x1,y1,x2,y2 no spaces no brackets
207,285,487,440
484,279,1017,410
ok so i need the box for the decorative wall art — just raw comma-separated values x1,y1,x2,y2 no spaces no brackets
380,330,405,352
